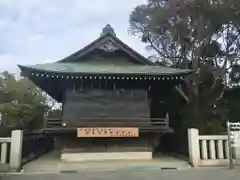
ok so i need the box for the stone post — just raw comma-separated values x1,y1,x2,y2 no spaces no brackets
1,143,8,164
9,130,23,172
188,128,200,167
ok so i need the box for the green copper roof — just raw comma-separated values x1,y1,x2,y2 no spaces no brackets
19,62,192,76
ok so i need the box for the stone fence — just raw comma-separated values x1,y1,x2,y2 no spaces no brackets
0,130,23,172
188,128,239,167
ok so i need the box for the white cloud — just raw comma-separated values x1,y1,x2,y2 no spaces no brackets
0,0,149,74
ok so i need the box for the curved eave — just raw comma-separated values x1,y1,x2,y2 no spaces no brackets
18,64,194,77
18,64,194,102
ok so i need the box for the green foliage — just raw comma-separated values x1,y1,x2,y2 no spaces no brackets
129,0,240,133
130,0,240,70
0,71,49,132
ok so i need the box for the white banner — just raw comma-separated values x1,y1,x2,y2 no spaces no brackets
229,122,240,163
232,131,240,147
229,122,240,147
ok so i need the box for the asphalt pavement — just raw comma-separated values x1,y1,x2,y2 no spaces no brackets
1,168,239,180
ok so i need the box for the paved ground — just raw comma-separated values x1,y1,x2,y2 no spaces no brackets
1,168,240,180
1,151,239,180
22,151,190,173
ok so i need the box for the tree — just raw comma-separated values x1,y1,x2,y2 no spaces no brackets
0,71,50,133
130,0,240,68
129,0,240,133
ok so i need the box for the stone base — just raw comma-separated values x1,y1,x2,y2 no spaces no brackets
61,151,153,162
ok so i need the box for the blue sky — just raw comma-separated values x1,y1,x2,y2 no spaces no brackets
0,0,148,74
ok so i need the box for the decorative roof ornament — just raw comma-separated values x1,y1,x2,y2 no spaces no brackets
98,40,119,52
98,24,119,52
100,24,116,36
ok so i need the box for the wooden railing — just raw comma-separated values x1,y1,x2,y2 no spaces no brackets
45,116,170,132
45,118,62,128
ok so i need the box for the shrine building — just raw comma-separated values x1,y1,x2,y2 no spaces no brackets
18,25,192,161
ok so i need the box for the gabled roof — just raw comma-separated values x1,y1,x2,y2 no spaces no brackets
18,25,194,102
58,24,153,65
